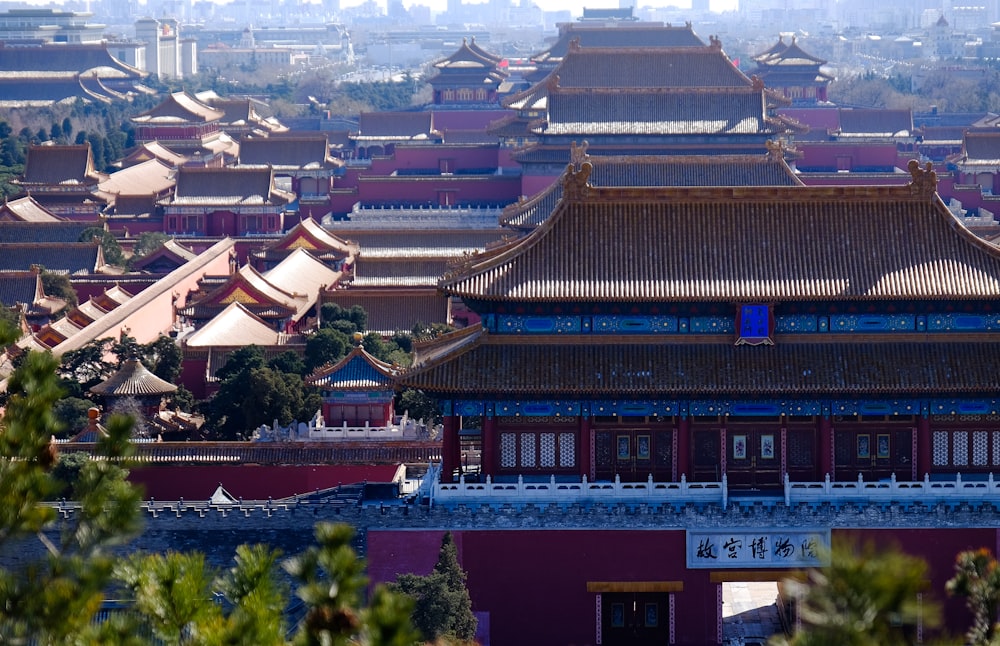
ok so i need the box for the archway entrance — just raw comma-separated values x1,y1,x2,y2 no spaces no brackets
722,581,784,644
714,571,799,645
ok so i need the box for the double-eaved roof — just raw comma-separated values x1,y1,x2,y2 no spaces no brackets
443,162,1000,303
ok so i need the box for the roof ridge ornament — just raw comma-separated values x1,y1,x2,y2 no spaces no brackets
765,139,784,160
907,160,938,198
709,35,722,50
562,160,592,202
570,140,589,168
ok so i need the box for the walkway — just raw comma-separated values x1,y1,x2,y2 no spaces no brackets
722,581,784,645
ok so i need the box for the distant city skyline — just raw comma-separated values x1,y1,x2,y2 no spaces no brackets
345,0,737,16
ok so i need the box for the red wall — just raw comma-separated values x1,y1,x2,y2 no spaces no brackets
356,175,521,205
129,464,401,500
368,526,998,646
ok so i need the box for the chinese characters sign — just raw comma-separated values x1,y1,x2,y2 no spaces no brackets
686,529,829,569
735,304,773,346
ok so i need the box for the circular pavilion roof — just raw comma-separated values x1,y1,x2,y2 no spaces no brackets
89,358,178,397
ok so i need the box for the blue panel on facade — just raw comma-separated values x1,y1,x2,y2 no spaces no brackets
523,317,555,332
775,315,818,333
522,403,553,415
689,316,735,334
953,315,987,330
957,401,992,414
497,315,582,334
732,403,781,416
831,314,915,332
455,401,484,416
618,403,651,416
592,315,679,334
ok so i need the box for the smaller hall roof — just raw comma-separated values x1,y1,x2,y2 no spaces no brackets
132,91,224,125
168,166,293,207
355,112,440,141
237,135,339,169
90,358,177,396
754,35,827,66
951,130,1000,167
837,108,913,136
0,196,64,222
307,343,399,390
263,248,343,319
179,263,305,321
184,301,286,347
19,144,103,186
99,158,175,197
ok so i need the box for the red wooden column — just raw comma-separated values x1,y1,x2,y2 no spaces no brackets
441,415,459,483
819,416,834,480
676,417,690,479
917,416,932,479
481,416,496,480
579,416,593,480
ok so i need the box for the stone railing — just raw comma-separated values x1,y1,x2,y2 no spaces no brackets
430,472,728,508
783,472,1000,506
427,470,1000,509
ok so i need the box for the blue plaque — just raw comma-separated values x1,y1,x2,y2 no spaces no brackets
736,304,773,345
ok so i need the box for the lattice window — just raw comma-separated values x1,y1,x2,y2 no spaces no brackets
788,431,814,467
559,432,575,467
521,434,536,467
500,433,517,468
973,431,989,466
953,433,969,466
595,432,612,468
540,433,556,467
654,430,673,468
933,431,949,466
993,432,1000,466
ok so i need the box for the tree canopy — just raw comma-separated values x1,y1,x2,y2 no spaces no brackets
0,317,422,644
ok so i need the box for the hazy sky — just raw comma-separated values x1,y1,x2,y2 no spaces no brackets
352,0,739,15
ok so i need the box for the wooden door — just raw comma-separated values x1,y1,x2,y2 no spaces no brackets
726,427,782,489
834,427,914,481
614,430,652,481
692,428,721,482
602,593,670,646
595,428,673,482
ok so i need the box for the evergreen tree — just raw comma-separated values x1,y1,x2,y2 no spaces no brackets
392,532,477,643
773,539,940,646
947,548,1000,646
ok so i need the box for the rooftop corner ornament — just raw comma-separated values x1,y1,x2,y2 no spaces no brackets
907,159,938,198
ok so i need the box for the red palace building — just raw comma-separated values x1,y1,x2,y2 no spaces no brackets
359,159,1000,645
